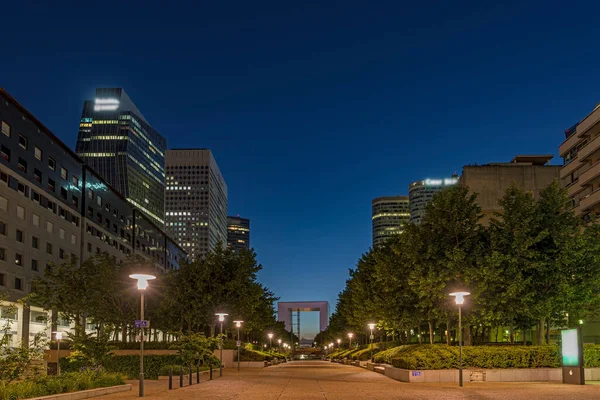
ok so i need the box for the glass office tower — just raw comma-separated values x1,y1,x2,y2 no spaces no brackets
76,88,166,226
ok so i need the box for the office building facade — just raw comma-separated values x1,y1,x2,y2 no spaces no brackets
165,149,228,259
460,155,560,224
371,196,410,246
75,88,166,227
227,216,250,251
408,176,458,224
559,105,600,220
0,87,185,347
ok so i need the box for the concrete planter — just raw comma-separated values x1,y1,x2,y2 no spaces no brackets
29,384,131,400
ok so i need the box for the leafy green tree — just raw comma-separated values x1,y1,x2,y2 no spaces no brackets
170,333,220,367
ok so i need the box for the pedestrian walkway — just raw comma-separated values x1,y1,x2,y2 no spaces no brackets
110,361,600,399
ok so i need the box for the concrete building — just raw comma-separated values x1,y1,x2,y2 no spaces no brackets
165,149,228,259
0,87,185,347
75,88,166,227
227,216,250,251
460,155,561,223
371,196,410,247
559,105,600,220
408,177,458,224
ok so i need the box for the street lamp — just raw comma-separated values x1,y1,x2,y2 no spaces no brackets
277,338,282,351
234,320,243,371
129,273,156,397
336,338,341,349
268,333,274,350
53,331,63,376
368,323,376,361
348,333,354,349
215,313,228,377
449,291,470,387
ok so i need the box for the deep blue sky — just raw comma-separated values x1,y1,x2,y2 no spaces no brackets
2,1,599,338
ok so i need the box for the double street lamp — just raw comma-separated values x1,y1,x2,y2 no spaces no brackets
215,313,228,377
368,323,376,361
234,320,243,371
267,333,274,350
348,333,354,349
53,331,63,376
449,291,470,387
129,273,156,398
336,339,341,349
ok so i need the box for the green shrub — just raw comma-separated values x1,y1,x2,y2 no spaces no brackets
374,345,413,364
584,344,600,368
0,371,124,399
235,349,287,361
158,365,189,376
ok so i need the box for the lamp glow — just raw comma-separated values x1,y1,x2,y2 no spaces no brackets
449,291,470,305
129,274,156,290
367,323,376,330
55,331,63,341
234,320,244,328
215,313,228,322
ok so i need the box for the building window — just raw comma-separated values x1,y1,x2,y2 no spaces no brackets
18,158,27,173
46,242,53,255
71,234,76,245
16,206,24,219
59,228,65,240
0,248,5,261
0,273,4,286
72,195,78,208
1,145,11,162
59,248,65,259
32,213,39,226
34,147,42,161
15,253,22,266
1,121,10,137
32,236,39,249
15,278,22,291
16,229,23,243
0,196,6,211
72,176,79,187
31,259,38,271
48,158,56,171
18,134,27,149
60,187,67,199
48,178,55,192
97,195,102,206
34,168,42,183
88,189,94,199
46,221,53,233
87,242,92,252
0,221,5,236
60,167,68,180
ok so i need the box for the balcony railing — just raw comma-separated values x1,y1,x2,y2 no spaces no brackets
560,157,581,180
580,188,600,212
578,134,600,161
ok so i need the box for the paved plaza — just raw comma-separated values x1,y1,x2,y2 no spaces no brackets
111,361,600,399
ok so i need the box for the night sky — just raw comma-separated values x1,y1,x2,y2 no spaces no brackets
2,1,600,338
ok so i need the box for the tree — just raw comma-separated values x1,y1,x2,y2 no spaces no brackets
170,333,220,367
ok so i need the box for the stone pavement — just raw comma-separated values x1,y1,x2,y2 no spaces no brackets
110,361,600,399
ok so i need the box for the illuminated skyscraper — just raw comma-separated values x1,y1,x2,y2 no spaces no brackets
227,216,250,251
408,176,458,224
371,196,410,247
165,149,228,259
75,88,166,226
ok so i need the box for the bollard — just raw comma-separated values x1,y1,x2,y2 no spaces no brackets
209,365,213,380
169,367,173,390
189,366,192,386
179,367,183,387
196,366,200,384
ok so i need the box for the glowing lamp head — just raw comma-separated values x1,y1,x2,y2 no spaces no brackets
129,273,156,290
234,320,243,328
215,313,228,322
54,331,63,341
278,339,282,344
348,333,354,338
368,323,376,330
337,339,341,344
329,342,334,347
449,291,470,305
267,333,274,339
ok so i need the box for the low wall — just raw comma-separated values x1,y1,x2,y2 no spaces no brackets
365,364,600,383
30,384,131,400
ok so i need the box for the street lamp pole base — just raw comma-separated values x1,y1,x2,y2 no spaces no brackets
139,373,144,397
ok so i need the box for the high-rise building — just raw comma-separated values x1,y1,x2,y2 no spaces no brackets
408,176,458,224
559,105,600,220
0,87,185,347
165,149,228,259
460,155,560,224
371,196,410,246
227,216,250,251
75,88,166,227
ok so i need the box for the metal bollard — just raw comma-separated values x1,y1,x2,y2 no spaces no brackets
179,367,183,387
189,366,192,385
169,367,173,390
196,366,200,384
209,365,213,380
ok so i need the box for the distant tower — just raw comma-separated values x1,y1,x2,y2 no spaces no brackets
165,149,227,259
371,196,410,247
408,176,458,225
227,216,250,251
75,88,166,226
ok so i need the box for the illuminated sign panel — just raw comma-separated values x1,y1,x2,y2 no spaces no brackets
424,178,458,187
561,329,580,367
94,98,120,111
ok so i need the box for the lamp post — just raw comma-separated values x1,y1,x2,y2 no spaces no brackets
234,320,243,371
129,273,156,398
449,291,470,387
277,338,282,351
268,333,273,350
368,323,376,361
348,333,354,349
215,313,228,377
53,331,63,376
336,339,341,349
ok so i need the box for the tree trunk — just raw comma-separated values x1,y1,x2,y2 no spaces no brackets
522,329,527,345
545,319,550,344
428,321,434,344
122,325,127,342
538,318,545,345
509,325,514,344
446,320,451,345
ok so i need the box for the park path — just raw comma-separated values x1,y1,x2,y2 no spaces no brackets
110,360,600,399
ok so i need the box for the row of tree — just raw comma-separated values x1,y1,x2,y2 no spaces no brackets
30,245,287,342
322,182,600,346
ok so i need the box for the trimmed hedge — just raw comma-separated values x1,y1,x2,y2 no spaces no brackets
235,349,287,361
0,371,124,399
374,345,413,364
61,354,189,379
584,344,600,368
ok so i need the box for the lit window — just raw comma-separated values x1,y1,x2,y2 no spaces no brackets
15,253,22,266
18,135,27,149
0,196,6,211
46,221,53,233
48,158,56,171
61,168,68,180
32,214,39,226
35,147,42,161
72,176,79,187
16,206,25,219
59,228,65,240
1,121,10,137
